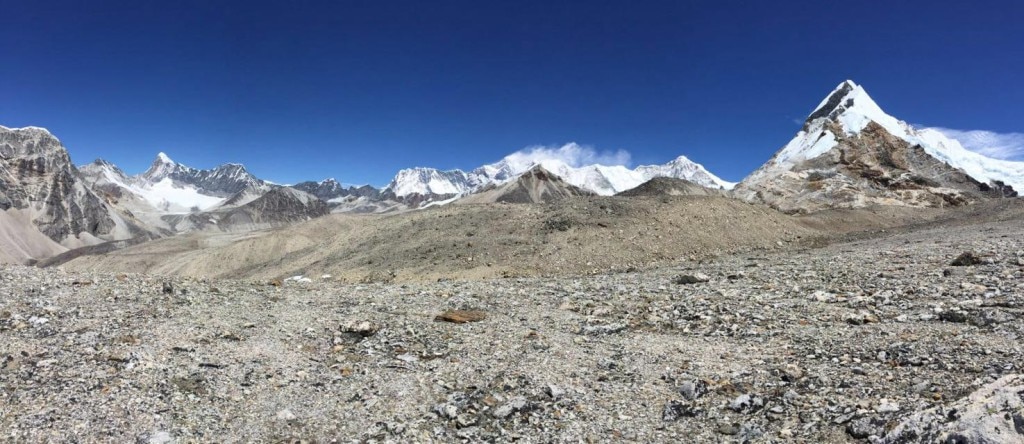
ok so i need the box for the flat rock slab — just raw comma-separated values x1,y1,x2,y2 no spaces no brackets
879,374,1024,444
435,310,487,323
673,273,710,284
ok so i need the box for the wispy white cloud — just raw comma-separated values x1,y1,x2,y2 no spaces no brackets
924,127,1024,160
504,142,632,168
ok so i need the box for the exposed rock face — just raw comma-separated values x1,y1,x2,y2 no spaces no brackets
166,187,329,232
292,178,382,201
457,166,595,204
140,153,268,197
879,374,1024,444
616,177,725,197
739,121,1007,213
735,81,1019,213
80,152,275,216
78,159,131,201
378,187,458,209
292,178,344,200
0,126,124,243
221,187,329,225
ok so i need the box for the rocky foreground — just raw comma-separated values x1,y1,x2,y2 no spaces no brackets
2,218,1024,443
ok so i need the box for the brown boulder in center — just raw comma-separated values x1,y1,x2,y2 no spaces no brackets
434,310,487,323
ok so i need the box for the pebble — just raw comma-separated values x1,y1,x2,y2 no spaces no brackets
492,397,527,419
679,380,708,400
717,421,740,435
148,431,173,444
876,399,899,413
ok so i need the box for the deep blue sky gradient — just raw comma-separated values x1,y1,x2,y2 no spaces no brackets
2,0,1022,185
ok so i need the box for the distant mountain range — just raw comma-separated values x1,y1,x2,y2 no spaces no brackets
291,178,381,202
3,79,1023,264
382,147,734,203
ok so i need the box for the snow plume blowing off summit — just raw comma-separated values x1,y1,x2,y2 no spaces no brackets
503,143,633,170
384,142,732,200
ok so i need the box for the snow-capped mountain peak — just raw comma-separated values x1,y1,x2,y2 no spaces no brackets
384,144,731,200
77,152,274,215
142,152,190,182
0,125,56,138
766,79,1024,191
806,80,876,122
387,167,472,197
635,155,736,190
206,163,255,183
736,79,1024,213
0,125,62,153
79,158,130,185
292,177,382,201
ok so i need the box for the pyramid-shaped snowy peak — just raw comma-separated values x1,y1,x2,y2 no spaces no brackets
760,80,1024,190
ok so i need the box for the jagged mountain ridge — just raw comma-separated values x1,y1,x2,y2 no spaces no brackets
161,186,329,233
79,154,342,234
456,165,596,204
142,152,268,196
81,152,273,214
735,80,1021,213
616,177,725,197
75,141,734,212
0,125,147,263
383,145,734,205
8,78,1024,266
292,178,381,202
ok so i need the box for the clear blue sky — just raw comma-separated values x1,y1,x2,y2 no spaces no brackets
2,0,1022,185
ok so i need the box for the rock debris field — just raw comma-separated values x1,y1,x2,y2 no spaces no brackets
2,218,1024,443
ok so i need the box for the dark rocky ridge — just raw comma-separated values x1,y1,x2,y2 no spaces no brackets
220,187,329,225
292,179,381,201
459,166,595,204
141,155,268,197
0,127,126,242
164,187,329,232
616,177,724,197
804,80,855,125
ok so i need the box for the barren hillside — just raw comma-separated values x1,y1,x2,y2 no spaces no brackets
60,196,822,282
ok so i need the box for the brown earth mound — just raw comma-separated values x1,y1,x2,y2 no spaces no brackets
60,195,818,282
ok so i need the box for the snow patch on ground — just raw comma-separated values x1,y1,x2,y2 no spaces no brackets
136,178,225,213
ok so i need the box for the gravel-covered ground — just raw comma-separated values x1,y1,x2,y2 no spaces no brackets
2,217,1023,443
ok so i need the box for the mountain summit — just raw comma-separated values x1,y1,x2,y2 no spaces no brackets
382,144,732,206
735,80,1021,213
139,153,268,197
0,125,145,263
81,152,274,216
457,165,595,204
